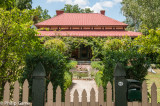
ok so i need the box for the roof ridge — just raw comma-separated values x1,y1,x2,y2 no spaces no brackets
35,13,66,25
99,14,127,25
63,13,99,14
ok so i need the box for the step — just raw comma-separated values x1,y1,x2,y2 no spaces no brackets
77,61,91,65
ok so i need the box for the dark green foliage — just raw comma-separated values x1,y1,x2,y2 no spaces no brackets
0,0,14,10
21,48,71,101
16,0,32,10
91,37,151,88
0,0,32,10
61,4,93,13
100,45,150,102
0,8,41,101
121,0,160,32
102,44,150,87
34,5,51,23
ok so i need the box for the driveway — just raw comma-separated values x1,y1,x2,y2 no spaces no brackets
69,80,98,102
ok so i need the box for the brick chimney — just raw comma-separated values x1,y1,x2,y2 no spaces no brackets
100,10,105,15
56,10,64,16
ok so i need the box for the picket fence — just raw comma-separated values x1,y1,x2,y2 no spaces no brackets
0,79,160,106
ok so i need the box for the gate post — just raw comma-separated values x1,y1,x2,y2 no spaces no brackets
114,63,127,106
32,62,46,106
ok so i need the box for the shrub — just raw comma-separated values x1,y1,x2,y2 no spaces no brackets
21,48,71,101
64,71,72,91
91,61,104,71
95,71,103,87
133,28,160,64
67,60,78,69
90,70,97,78
44,38,69,55
102,37,150,87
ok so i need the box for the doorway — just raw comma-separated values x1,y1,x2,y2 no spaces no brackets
80,45,89,59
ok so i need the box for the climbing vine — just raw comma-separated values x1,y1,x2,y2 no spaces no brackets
40,36,108,59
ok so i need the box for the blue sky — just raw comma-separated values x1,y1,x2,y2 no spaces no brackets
32,0,126,22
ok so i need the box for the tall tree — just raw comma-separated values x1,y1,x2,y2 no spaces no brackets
133,28,160,63
33,5,51,23
61,4,93,13
15,0,32,10
0,0,32,10
0,8,41,99
0,0,15,10
121,0,160,33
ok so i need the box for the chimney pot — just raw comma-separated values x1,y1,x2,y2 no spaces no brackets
100,10,105,15
56,10,64,16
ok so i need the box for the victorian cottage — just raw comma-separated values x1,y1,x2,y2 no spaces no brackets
35,10,141,60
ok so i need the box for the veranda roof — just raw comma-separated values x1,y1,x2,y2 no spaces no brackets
37,31,142,37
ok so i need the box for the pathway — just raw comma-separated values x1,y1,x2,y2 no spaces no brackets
69,80,98,102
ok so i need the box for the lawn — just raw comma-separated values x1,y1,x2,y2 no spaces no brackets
146,69,160,103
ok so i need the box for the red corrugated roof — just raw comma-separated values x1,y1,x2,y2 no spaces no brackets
35,13,128,26
37,31,142,37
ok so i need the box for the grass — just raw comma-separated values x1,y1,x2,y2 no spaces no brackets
145,69,160,103
72,71,88,79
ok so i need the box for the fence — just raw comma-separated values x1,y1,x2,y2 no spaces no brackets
0,79,160,106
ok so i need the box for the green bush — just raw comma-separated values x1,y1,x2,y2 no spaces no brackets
156,56,160,68
64,71,72,91
21,48,71,102
67,60,77,69
44,38,69,54
133,28,160,64
102,38,150,87
95,71,103,87
91,61,104,71
90,70,97,78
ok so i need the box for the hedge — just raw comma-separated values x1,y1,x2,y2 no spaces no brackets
20,48,72,102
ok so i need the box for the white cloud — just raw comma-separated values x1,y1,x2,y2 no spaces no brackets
47,0,121,14
114,0,122,3
86,1,114,13
74,0,89,6
102,1,114,8
47,0,73,3
91,3,103,13
86,0,122,13
47,0,89,7
65,0,73,4
47,0,65,2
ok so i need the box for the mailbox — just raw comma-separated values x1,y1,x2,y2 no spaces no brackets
126,79,142,102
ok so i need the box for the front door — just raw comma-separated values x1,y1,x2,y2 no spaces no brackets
80,45,88,59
